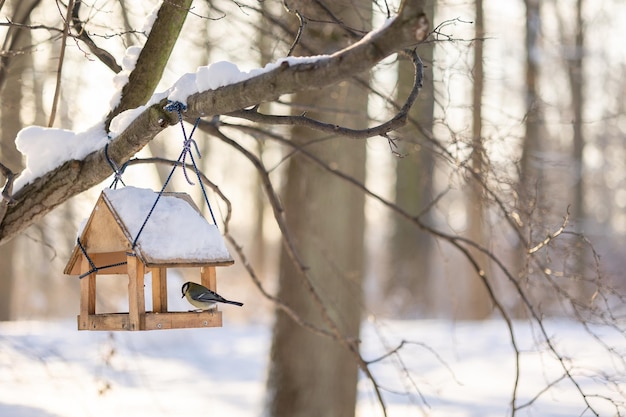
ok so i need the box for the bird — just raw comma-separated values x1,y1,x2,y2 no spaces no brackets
181,281,243,311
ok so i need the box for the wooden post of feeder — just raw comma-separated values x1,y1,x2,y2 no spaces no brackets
201,266,217,292
127,253,146,330
79,256,96,329
151,267,168,313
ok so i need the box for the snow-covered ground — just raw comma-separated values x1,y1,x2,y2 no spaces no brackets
0,319,623,417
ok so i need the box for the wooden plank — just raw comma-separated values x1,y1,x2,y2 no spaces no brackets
201,266,217,291
77,313,130,331
83,196,131,253
78,257,96,330
77,311,222,331
69,249,235,275
127,254,146,331
143,259,234,269
145,311,222,330
90,252,128,274
150,267,168,313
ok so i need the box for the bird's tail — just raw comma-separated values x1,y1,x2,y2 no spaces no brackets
224,300,244,307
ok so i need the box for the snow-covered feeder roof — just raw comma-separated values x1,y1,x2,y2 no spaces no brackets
64,186,233,274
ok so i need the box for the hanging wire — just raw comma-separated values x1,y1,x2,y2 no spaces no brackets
105,142,127,189
77,237,128,279
130,101,219,249
76,102,221,278
164,101,217,224
131,155,178,249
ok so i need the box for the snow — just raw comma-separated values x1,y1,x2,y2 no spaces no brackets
141,2,162,36
13,53,329,192
103,186,232,262
121,46,142,73
107,89,168,138
0,319,622,417
10,8,395,194
167,56,329,106
13,124,110,192
109,45,143,109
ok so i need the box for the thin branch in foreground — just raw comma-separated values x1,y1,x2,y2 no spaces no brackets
286,9,306,56
528,209,569,254
200,122,391,417
229,102,614,414
514,374,568,412
124,158,337,341
71,1,121,73
223,115,605,416
226,50,423,141
48,0,75,127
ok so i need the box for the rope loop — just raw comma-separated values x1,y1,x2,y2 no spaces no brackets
105,142,127,189
166,101,202,185
180,118,202,185
129,101,219,249
164,101,187,113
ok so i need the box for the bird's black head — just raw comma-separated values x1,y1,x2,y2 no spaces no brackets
181,282,190,298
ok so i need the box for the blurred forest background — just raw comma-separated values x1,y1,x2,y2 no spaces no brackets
0,0,625,340
2,1,626,415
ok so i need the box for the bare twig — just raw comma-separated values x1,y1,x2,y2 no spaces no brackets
528,209,569,254
286,9,306,56
71,1,122,73
200,121,391,416
113,155,333,343
515,374,568,411
48,0,75,127
227,51,423,141
221,108,618,416
0,0,42,92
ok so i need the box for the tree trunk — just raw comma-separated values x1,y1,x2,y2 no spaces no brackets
565,0,587,297
387,0,436,317
265,3,369,417
461,0,492,320
515,0,545,317
0,0,33,320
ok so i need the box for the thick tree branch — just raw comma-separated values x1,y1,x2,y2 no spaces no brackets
226,51,423,139
0,0,428,245
105,0,193,129
183,6,427,120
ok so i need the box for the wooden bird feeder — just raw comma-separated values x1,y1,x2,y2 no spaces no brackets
64,186,234,331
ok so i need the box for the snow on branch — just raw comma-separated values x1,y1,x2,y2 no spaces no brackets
0,0,428,245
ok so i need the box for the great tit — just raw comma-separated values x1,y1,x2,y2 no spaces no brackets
181,281,244,311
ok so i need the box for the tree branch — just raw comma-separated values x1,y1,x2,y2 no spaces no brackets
183,6,428,120
48,0,74,127
0,0,41,92
0,0,428,245
71,0,122,73
226,51,423,139
204,121,391,416
105,0,193,129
